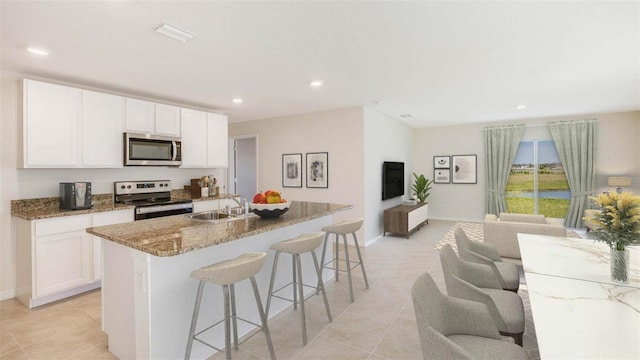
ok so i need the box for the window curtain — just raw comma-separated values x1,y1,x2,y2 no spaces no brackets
548,119,597,228
485,124,525,215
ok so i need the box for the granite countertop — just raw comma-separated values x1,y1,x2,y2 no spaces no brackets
10,190,240,220
87,201,351,257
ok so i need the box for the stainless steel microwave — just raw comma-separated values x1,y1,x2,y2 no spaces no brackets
124,132,182,166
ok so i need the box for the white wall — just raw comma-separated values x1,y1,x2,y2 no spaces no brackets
229,107,365,242
0,71,226,298
363,107,414,244
413,111,640,222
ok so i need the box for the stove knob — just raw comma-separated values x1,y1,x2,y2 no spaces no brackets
127,185,132,189
159,183,164,187
120,185,125,189
164,183,169,187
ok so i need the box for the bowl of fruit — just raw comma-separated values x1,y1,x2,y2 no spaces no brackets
251,190,291,218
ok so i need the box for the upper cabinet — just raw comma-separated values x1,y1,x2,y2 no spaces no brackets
22,80,82,167
124,98,155,133
206,112,229,168
82,90,125,167
125,99,180,137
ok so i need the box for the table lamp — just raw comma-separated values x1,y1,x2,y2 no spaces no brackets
607,176,631,194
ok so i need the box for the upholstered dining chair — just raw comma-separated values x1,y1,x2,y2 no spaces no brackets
411,272,529,360
439,244,525,346
454,228,520,292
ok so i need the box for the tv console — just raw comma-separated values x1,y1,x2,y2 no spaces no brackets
383,202,428,238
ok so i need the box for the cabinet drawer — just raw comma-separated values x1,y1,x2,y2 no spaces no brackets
36,215,91,237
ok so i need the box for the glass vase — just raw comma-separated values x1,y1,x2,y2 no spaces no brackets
610,247,630,283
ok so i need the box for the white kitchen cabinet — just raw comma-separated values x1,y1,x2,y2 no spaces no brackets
21,79,82,168
155,103,181,136
14,209,134,308
206,113,229,168
91,209,134,281
125,98,155,133
82,90,125,167
180,109,208,168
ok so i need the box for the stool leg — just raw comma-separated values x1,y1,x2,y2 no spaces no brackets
222,285,232,360
185,280,205,360
352,232,369,289
311,249,332,322
230,283,239,350
334,234,340,281
292,255,298,310
342,234,354,302
249,276,277,360
317,232,330,295
295,254,308,345
266,251,281,317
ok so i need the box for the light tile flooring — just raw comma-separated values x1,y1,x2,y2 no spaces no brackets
0,220,538,359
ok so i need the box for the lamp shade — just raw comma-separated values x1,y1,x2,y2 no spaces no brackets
607,177,632,187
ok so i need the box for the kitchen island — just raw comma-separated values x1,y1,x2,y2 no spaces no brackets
86,201,351,360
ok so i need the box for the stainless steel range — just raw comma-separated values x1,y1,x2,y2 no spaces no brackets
114,180,193,220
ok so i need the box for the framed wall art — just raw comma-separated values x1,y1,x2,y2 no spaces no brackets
433,156,450,169
306,152,328,188
452,155,477,184
434,168,451,184
282,153,302,188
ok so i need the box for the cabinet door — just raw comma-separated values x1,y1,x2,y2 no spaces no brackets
35,230,91,297
408,204,428,231
155,104,181,136
91,209,134,281
180,109,207,168
82,90,125,167
23,80,81,167
125,98,155,133
206,113,229,168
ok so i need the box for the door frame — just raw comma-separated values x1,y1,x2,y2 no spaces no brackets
228,134,259,197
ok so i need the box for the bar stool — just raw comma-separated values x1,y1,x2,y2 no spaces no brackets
265,232,332,345
319,218,369,302
185,252,276,360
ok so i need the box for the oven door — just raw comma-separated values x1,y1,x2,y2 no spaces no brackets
135,202,193,221
124,132,182,166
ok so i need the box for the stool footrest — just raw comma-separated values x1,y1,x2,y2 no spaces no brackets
192,316,267,353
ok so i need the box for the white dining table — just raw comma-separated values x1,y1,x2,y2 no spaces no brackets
518,234,640,360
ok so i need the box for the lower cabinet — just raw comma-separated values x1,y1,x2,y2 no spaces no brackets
383,202,429,238
14,209,133,308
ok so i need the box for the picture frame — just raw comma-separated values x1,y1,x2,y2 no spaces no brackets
434,168,451,184
452,155,477,184
306,152,328,188
433,155,450,169
282,153,303,188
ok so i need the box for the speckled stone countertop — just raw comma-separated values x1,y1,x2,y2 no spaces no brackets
86,201,351,257
11,191,240,220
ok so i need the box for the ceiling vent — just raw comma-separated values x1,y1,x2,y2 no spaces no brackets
155,22,196,42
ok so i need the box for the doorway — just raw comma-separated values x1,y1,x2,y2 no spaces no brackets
229,136,258,202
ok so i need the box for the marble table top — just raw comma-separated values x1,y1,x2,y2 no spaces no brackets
518,234,640,359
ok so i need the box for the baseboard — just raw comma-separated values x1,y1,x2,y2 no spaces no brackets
0,289,16,301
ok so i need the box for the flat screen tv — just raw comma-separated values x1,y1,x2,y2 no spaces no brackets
382,161,404,200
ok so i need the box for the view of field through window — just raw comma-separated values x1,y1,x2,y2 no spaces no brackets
506,140,570,218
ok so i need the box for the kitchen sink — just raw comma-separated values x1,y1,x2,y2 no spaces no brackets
186,208,256,223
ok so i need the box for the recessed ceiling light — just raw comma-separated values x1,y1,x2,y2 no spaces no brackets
373,100,383,105
400,114,412,118
309,80,323,87
27,47,49,56
155,22,196,42
516,104,527,110
232,98,243,104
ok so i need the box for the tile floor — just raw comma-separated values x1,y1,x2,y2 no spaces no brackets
0,220,538,359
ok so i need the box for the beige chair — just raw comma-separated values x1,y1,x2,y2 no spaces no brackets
411,272,529,360
454,228,520,292
185,252,276,360
265,232,332,345
439,244,525,346
484,213,566,263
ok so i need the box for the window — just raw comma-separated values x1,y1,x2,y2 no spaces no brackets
505,140,570,218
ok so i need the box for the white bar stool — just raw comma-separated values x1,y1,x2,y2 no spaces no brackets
265,232,332,345
185,252,276,360
319,218,369,302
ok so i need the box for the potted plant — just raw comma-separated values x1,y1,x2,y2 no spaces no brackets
583,191,640,283
411,173,433,204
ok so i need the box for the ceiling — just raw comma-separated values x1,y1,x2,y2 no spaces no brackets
1,1,638,127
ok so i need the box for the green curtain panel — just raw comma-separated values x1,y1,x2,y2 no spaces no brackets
484,124,524,215
548,119,597,228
